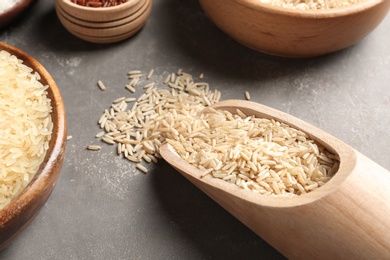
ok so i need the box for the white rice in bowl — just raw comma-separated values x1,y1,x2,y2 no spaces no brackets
0,50,53,211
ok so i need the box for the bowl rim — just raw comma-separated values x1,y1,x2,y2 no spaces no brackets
59,0,143,13
235,0,385,17
56,0,150,27
0,42,66,231
57,0,151,31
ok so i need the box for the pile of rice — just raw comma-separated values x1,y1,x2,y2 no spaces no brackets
167,108,339,196
259,0,365,10
93,69,339,196
0,50,53,210
92,69,221,173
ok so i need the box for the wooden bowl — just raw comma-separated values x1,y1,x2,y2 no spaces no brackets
0,0,38,30
198,0,390,58
0,42,67,250
55,0,152,44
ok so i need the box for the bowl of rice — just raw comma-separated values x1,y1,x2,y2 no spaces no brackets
198,0,390,57
0,42,66,249
55,0,152,44
0,0,38,30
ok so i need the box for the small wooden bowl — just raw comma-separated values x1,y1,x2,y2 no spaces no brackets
0,42,67,250
55,0,152,44
0,0,38,30
198,0,390,58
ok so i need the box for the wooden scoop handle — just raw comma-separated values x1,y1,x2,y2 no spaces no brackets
160,99,390,258
245,151,390,258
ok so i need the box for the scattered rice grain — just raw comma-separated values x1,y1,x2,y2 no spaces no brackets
147,69,154,79
97,80,106,91
125,84,136,93
87,145,101,151
136,163,148,173
245,91,251,100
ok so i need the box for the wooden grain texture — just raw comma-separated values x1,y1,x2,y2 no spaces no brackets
63,21,148,44
160,99,390,259
0,42,67,250
198,0,390,57
56,0,152,43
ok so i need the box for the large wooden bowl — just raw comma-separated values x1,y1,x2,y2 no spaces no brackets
0,42,67,250
55,0,152,44
198,0,390,58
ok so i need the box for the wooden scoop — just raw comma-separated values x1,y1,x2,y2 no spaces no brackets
159,99,390,259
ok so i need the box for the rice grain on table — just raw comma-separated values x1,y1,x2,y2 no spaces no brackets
87,145,102,151
244,91,251,100
97,80,106,91
136,163,148,173
147,69,154,79
125,84,136,93
128,70,142,75
0,50,53,210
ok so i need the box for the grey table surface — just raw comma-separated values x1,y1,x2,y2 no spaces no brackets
1,0,389,259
